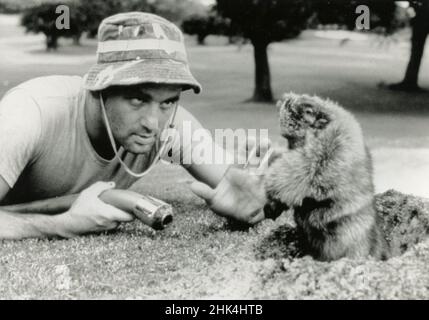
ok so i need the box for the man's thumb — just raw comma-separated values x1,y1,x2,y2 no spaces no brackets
190,181,215,203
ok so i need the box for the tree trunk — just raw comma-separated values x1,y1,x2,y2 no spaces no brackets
402,1,429,88
72,33,81,46
197,33,207,45
389,0,429,91
45,34,58,51
251,39,273,102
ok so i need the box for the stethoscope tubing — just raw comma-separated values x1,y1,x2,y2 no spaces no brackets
99,92,178,178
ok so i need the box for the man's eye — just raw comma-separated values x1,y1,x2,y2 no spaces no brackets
160,100,178,110
129,98,146,106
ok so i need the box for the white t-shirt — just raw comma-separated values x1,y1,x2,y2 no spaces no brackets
0,75,203,204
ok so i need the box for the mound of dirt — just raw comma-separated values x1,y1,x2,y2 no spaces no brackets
250,190,429,299
376,190,429,256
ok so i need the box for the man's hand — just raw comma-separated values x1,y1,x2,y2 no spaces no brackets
57,181,134,237
191,167,267,224
190,137,271,225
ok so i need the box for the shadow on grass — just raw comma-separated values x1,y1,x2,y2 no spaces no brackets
314,82,429,115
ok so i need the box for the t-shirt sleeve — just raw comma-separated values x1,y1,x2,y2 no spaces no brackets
0,88,42,188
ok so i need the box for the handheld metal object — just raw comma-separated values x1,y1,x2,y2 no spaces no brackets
1,189,173,230
99,189,173,230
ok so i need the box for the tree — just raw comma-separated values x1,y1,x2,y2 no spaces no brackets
311,0,399,33
21,2,84,50
313,0,429,92
76,0,126,38
388,0,429,92
182,15,213,45
216,1,425,101
216,0,314,102
19,0,206,49
20,0,126,47
0,0,41,14
182,14,232,45
126,0,207,24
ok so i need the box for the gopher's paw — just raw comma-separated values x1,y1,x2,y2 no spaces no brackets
264,198,289,220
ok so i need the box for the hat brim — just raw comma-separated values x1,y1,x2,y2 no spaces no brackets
84,59,201,94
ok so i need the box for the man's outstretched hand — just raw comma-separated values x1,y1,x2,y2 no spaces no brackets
190,138,271,225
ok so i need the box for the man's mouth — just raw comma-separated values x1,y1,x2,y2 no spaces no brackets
134,134,156,145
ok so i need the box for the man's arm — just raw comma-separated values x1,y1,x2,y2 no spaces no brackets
162,106,230,188
0,88,134,240
0,178,134,240
164,106,270,224
0,175,67,239
186,157,230,188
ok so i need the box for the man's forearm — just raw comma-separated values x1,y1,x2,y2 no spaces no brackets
0,183,134,240
0,209,68,240
186,142,232,188
1,194,78,214
0,194,79,239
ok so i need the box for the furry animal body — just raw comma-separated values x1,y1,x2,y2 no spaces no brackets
264,93,388,261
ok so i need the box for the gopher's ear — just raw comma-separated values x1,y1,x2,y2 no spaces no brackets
279,92,297,108
276,99,283,111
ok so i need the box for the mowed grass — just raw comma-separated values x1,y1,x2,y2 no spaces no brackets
0,165,271,299
1,15,429,299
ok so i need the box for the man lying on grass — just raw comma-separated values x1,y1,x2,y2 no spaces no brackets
0,12,269,239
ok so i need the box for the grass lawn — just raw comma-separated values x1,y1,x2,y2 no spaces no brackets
1,14,429,299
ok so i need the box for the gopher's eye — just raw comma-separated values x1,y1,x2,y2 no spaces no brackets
301,105,314,115
315,117,330,129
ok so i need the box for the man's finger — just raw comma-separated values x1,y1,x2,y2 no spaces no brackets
97,200,135,222
85,181,115,197
255,147,273,175
190,181,215,204
82,181,134,222
259,137,272,152
245,138,272,168
245,136,257,153
246,136,271,155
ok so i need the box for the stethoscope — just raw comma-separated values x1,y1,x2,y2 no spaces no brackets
99,92,178,178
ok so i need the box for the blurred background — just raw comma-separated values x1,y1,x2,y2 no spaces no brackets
0,0,428,197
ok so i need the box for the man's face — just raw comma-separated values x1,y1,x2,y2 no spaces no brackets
103,84,182,154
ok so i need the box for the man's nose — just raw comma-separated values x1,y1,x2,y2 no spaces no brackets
140,103,159,132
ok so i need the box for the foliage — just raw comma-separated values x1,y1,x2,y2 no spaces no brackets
311,0,402,34
216,0,314,45
18,0,207,48
182,13,232,45
215,0,412,101
77,0,126,38
126,0,207,23
0,0,64,14
21,1,84,49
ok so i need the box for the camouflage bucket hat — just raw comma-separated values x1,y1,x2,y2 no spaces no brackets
84,12,201,93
